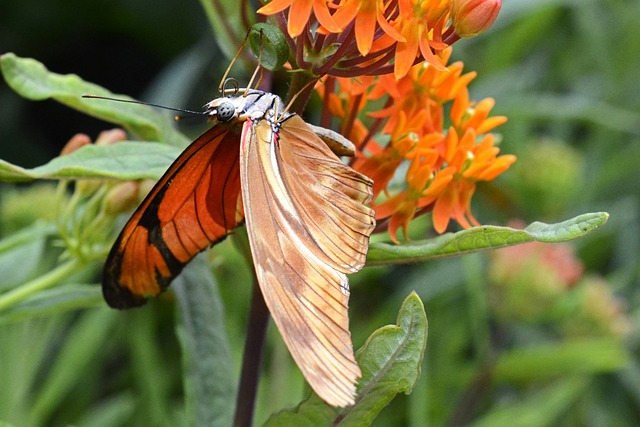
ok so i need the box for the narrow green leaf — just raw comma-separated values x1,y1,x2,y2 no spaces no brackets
470,377,590,427
198,0,248,61
0,316,69,423
367,212,609,265
265,292,428,427
73,393,136,427
0,259,86,313
128,309,174,427
0,284,102,325
174,253,237,427
0,53,189,147
0,222,54,289
494,338,629,383
29,308,119,426
0,142,180,182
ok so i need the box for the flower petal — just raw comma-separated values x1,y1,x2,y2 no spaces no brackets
257,0,292,14
288,0,314,37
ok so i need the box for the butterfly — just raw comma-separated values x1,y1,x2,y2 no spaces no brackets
102,87,376,406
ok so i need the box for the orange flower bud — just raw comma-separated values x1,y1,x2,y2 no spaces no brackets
95,128,127,146
60,133,91,156
452,0,502,38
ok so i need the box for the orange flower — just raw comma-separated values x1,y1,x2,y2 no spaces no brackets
392,0,450,77
259,0,503,78
429,128,515,232
329,0,406,56
257,0,341,37
352,109,433,199
354,151,404,200
367,53,476,134
375,165,455,242
317,52,515,241
432,179,477,232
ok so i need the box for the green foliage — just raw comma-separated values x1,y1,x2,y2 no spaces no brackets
1,0,637,426
197,0,249,61
368,212,608,265
265,293,427,427
174,254,237,427
0,53,188,147
0,141,179,182
469,377,591,427
249,24,290,72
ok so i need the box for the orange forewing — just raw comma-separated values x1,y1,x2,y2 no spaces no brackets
103,124,244,308
239,116,375,406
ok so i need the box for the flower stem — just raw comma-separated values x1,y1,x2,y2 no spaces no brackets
0,258,84,312
285,71,319,114
233,276,270,427
232,227,270,427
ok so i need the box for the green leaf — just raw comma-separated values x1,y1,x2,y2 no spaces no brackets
128,309,174,427
0,222,54,289
0,141,180,182
265,292,428,427
470,377,590,427
198,0,248,61
367,212,609,265
0,259,87,314
174,253,237,427
0,53,189,147
493,338,629,383
29,308,119,426
73,393,136,427
0,284,102,325
250,24,290,71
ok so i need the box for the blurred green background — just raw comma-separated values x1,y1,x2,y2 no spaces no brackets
1,0,640,426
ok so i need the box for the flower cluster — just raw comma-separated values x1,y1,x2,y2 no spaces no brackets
259,0,502,78
316,49,515,241
258,0,510,241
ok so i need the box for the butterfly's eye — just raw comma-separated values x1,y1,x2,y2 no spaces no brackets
216,102,236,122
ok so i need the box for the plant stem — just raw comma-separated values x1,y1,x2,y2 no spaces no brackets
0,258,83,312
234,278,270,427
285,71,319,114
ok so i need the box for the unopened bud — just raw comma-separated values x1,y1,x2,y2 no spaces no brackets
452,0,502,38
75,180,103,197
136,179,155,204
95,128,127,146
61,133,91,156
103,181,140,215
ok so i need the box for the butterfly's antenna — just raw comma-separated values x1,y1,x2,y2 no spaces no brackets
82,95,206,117
245,59,262,94
281,79,317,119
218,31,253,95
244,29,265,94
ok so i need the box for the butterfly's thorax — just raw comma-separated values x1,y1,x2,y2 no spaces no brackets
204,90,292,127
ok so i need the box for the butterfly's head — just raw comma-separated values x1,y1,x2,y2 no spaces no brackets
204,98,238,123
